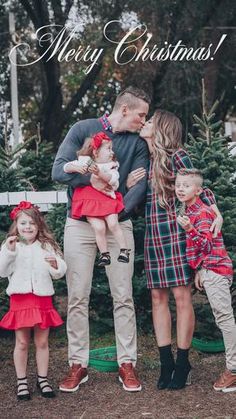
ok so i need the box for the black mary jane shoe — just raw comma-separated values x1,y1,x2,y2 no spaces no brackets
37,375,56,398
17,377,31,401
167,362,191,390
157,362,175,390
97,252,111,267
117,249,131,263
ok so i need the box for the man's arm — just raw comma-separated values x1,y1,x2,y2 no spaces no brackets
121,139,149,218
52,122,91,188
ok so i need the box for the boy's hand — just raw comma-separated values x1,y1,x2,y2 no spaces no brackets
6,236,17,251
194,272,204,291
177,215,193,232
45,256,58,269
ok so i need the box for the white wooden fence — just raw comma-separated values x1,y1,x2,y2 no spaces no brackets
0,191,67,211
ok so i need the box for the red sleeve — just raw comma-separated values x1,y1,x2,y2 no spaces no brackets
187,210,214,255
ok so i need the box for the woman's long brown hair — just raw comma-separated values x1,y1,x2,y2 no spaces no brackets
8,208,62,255
151,109,183,208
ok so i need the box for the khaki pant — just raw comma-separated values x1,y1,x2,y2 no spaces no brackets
64,217,137,367
199,269,236,370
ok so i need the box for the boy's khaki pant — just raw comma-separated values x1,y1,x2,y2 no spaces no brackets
199,269,236,370
64,217,136,367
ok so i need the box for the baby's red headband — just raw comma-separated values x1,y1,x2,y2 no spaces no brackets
10,201,36,220
91,132,111,150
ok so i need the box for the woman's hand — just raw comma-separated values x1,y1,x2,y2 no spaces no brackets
194,271,204,291
45,256,58,269
210,213,223,238
126,168,146,189
6,236,17,251
176,215,193,232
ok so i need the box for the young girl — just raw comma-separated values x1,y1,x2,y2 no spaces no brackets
63,131,130,267
0,201,67,400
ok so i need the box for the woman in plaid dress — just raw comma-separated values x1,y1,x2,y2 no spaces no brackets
138,110,223,390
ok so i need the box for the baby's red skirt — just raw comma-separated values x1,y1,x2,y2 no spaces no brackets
72,186,124,218
0,293,63,330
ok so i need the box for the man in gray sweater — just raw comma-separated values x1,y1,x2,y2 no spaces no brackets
52,86,150,392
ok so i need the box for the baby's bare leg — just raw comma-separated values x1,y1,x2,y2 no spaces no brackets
105,214,127,249
87,216,107,253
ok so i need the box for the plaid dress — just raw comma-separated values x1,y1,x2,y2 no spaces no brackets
144,149,215,289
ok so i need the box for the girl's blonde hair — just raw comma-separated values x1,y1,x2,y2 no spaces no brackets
8,208,62,255
151,109,183,208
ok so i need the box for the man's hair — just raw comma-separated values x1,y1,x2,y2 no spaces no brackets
113,86,151,110
177,168,203,187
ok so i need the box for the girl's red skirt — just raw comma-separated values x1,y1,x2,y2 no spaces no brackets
0,293,63,330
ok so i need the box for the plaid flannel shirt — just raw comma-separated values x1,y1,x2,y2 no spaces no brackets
185,197,233,276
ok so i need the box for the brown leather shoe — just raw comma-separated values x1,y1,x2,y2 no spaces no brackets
213,369,236,393
59,364,88,392
119,363,142,392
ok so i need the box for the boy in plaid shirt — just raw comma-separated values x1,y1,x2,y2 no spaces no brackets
175,168,236,393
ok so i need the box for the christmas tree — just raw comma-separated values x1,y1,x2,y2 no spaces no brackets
186,80,236,341
186,79,236,280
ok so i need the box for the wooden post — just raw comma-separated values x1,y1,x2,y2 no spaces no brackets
9,12,20,147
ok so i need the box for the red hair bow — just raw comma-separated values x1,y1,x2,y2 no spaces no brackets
91,132,111,150
10,201,34,220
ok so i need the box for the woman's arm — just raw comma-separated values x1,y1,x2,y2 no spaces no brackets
209,203,223,237
126,167,146,189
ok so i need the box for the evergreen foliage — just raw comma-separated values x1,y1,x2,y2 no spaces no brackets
18,141,56,191
186,81,236,340
186,81,236,278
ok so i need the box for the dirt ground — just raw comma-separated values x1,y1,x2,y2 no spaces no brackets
1,332,236,419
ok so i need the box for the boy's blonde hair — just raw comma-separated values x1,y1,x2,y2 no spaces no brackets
177,168,203,187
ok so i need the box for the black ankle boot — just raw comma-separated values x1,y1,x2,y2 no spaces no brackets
157,344,175,390
168,362,191,390
168,348,191,390
157,362,175,390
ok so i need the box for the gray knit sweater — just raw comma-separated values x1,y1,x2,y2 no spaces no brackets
52,118,149,220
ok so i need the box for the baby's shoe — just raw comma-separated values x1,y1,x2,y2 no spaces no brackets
117,249,131,263
98,252,111,267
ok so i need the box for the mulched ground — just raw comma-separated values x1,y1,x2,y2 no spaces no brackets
1,332,236,419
